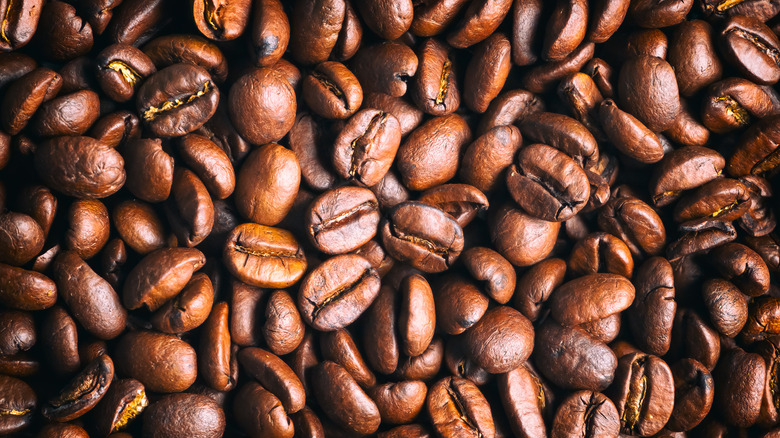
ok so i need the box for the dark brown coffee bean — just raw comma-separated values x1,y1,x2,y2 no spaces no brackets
96,44,156,102
123,247,206,311
446,0,512,48
0,212,43,266
36,423,89,438
356,0,412,40
598,196,666,257
618,55,681,132
52,251,127,340
89,111,141,149
238,347,305,414
235,143,300,227
711,243,771,296
34,136,125,199
664,104,711,146
143,393,225,438
519,111,599,169
288,112,338,192
151,272,214,334
463,306,534,374
91,378,148,436
434,275,488,336
507,143,591,222
666,359,714,432
121,138,174,203
417,183,489,228
490,202,560,267
30,90,100,137
0,310,35,356
143,34,228,82
742,297,780,343
543,0,588,61
369,380,427,425
714,347,766,427
728,114,780,177
178,133,235,200
412,38,459,116
427,376,495,438
497,363,554,437
381,201,464,273
42,355,114,422
1,68,61,135
40,307,79,375
0,374,35,434
511,0,544,65
115,331,197,393
32,1,92,61
321,328,376,387
599,99,665,163
522,42,595,93
567,232,634,278
113,200,166,255
667,20,723,97
629,0,692,28
299,254,380,331
233,381,293,438
351,41,418,97
192,0,250,41
551,390,620,438
550,273,634,327
332,109,401,187
721,15,780,85
250,0,289,67
702,77,773,134
137,64,219,137
305,186,379,255
460,247,516,304
64,199,110,260
464,33,511,113
514,258,566,321
288,0,344,65
650,146,725,206
229,280,265,347
410,0,469,36
608,353,674,436
223,222,307,288
198,302,233,391
0,262,56,310
364,92,424,136
254,292,299,357
626,257,676,356
303,61,362,120
313,361,381,435
535,319,617,391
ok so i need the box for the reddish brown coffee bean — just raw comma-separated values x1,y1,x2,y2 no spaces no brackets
464,33,511,113
264,290,305,356
251,0,289,67
235,143,300,226
151,273,214,334
115,331,197,393
223,223,307,289
232,382,293,438
427,377,495,438
298,254,380,331
143,393,225,438
288,0,345,65
332,109,402,187
599,99,665,163
446,0,512,48
91,378,148,436
121,138,174,203
302,61,362,120
463,306,534,374
490,203,560,267
228,67,296,145
238,347,305,414
417,184,489,228
123,247,206,311
64,199,110,260
351,41,418,97
313,361,381,435
618,55,681,132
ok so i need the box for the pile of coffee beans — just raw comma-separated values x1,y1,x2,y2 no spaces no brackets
1,0,780,436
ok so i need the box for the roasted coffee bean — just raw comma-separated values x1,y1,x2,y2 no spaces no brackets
233,381,293,438
288,0,345,65
333,108,402,187
121,138,174,203
351,41,418,97
667,359,714,432
34,136,125,199
0,310,35,356
550,273,635,327
412,38,459,116
519,111,599,169
30,90,100,137
673,177,751,224
506,143,591,222
64,199,110,260
714,347,766,427
0,375,36,434
143,34,228,82
608,353,674,436
251,0,289,67
305,186,379,255
728,114,780,177
137,64,219,137
720,15,780,85
115,331,197,393
321,328,377,387
0,263,57,310
52,251,127,340
522,42,596,93
298,254,380,331
417,183,489,228
434,275,489,336
178,133,235,200
235,143,300,226
427,376,495,438
618,55,681,132
551,390,620,438
490,202,560,267
599,99,665,163
0,212,43,266
264,290,305,355
96,44,156,102
567,232,634,278
446,0,512,48
89,111,141,149
302,61,362,120
151,272,214,334
460,125,522,194
598,196,666,258
463,306,534,374
123,247,205,311
627,257,676,356
113,200,167,255
192,0,250,41
711,243,771,296
514,258,567,321
41,307,79,375
464,32,511,113
650,146,726,207
238,347,305,413
313,361,381,435
1,67,61,135
667,20,723,97
42,355,114,422
223,222,307,288
381,201,464,273
535,319,617,391
497,362,554,437
702,77,773,134
91,378,148,436
143,393,225,438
